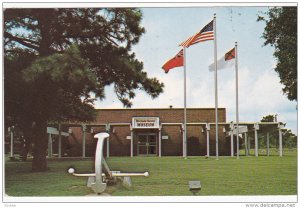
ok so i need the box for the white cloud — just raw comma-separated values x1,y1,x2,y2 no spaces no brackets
95,65,297,134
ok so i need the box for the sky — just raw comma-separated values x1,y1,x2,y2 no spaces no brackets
92,6,296,134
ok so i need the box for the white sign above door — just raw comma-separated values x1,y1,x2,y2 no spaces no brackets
132,117,160,129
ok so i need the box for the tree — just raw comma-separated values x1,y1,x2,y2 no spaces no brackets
4,8,164,171
5,45,97,170
281,129,297,149
260,115,276,123
260,115,278,148
260,114,297,149
258,7,297,101
4,49,37,161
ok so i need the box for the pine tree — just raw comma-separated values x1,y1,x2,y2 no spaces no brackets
4,8,164,171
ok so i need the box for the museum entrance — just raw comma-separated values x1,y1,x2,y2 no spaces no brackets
137,133,157,156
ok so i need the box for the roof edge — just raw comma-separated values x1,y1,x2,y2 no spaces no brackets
95,108,226,111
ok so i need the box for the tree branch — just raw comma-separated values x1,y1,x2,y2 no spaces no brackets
104,35,118,46
5,32,39,51
20,35,39,45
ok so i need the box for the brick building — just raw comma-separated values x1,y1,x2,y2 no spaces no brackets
65,108,232,157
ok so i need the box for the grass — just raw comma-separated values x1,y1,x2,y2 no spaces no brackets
4,148,297,196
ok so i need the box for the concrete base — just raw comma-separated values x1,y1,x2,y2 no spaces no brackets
122,176,132,188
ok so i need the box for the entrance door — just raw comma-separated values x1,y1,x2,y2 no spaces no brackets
137,134,157,156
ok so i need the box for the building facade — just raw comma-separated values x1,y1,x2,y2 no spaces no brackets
65,108,232,157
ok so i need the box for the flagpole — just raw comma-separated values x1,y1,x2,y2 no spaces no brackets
235,42,239,159
183,47,187,158
213,13,219,160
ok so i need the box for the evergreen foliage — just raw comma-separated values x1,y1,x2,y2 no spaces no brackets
4,8,164,171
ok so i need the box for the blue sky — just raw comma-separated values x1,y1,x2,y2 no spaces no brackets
95,6,297,134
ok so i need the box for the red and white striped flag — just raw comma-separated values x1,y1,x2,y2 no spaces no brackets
179,20,214,48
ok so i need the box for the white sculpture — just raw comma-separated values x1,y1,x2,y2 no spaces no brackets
68,132,149,194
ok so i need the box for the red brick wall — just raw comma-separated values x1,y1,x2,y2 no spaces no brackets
64,108,229,157
161,125,181,156
108,126,131,156
95,108,226,123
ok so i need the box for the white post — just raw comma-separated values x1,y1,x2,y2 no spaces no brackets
254,123,259,157
58,123,62,158
279,125,283,157
107,138,110,158
230,131,234,157
130,126,133,157
183,47,187,158
105,124,110,158
10,127,14,158
244,132,248,156
255,130,258,157
206,124,210,157
267,132,270,156
213,13,219,160
48,134,52,158
159,126,162,157
248,133,251,155
236,131,240,159
82,124,86,158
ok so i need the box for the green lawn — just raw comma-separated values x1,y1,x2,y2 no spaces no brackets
5,149,297,196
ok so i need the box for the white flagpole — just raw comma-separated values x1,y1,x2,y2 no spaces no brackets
235,42,239,159
183,47,187,158
213,14,219,160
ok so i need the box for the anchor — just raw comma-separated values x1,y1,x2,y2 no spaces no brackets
68,132,149,194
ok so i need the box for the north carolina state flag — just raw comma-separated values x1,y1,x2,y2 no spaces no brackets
162,49,184,73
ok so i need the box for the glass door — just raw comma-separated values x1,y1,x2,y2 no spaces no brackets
137,134,157,156
147,134,157,155
137,135,148,155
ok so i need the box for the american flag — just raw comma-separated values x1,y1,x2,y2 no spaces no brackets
179,20,214,48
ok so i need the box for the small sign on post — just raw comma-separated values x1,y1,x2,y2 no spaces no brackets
189,181,201,195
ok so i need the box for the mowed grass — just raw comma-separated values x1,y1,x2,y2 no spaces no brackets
5,149,297,196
